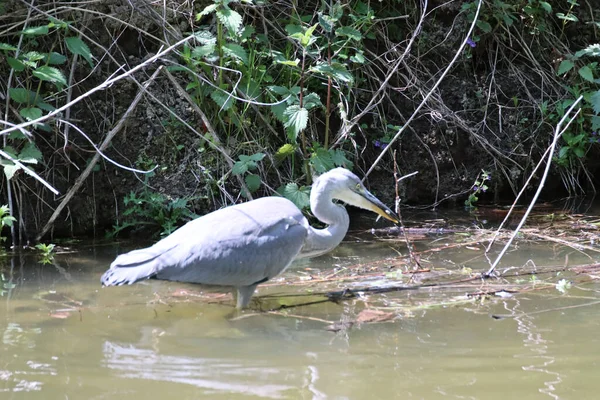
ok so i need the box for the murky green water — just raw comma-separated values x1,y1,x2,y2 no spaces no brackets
1,228,600,399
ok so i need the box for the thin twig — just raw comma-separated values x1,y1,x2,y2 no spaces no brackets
162,69,253,199
36,68,162,241
484,95,583,277
365,0,484,178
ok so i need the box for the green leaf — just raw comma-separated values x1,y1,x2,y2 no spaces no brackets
277,59,299,66
3,146,18,159
191,43,216,59
7,57,25,71
21,26,49,36
590,90,600,114
197,3,218,18
222,43,248,64
33,66,67,86
216,8,243,35
318,13,335,33
575,44,600,58
271,102,287,122
210,89,234,111
310,147,334,174
335,26,362,41
302,24,318,47
277,183,310,210
245,174,261,192
558,146,569,159
268,86,291,96
330,149,353,169
275,143,296,160
19,142,42,164
8,88,35,104
19,107,42,121
557,59,575,75
2,215,16,227
194,30,216,45
573,147,585,157
285,24,303,35
8,131,27,140
248,152,266,162
310,62,354,83
65,37,94,67
45,51,67,65
303,92,322,111
578,65,594,82
283,105,308,135
350,51,365,64
477,20,492,33
591,116,600,130
232,161,248,175
556,13,578,22
2,163,19,180
37,102,56,112
240,25,255,40
0,43,17,51
23,51,45,61
502,14,515,27
540,1,552,13
332,2,344,19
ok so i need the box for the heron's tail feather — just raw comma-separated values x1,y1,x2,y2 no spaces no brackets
101,245,174,286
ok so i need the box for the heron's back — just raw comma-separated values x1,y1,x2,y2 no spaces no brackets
102,196,308,287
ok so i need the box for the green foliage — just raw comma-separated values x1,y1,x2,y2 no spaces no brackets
555,278,572,294
277,182,311,210
184,0,374,189
553,41,600,167
111,190,197,238
1,17,94,186
232,152,265,197
309,145,353,174
0,142,43,179
35,243,55,264
465,170,491,209
557,132,587,166
463,0,599,175
0,205,16,244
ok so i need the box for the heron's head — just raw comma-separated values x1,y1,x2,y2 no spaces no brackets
313,168,399,223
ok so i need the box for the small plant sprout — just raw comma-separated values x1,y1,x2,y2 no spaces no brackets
555,279,572,294
465,170,491,209
35,243,56,264
0,205,16,243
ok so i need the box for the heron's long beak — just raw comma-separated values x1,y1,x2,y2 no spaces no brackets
361,190,399,224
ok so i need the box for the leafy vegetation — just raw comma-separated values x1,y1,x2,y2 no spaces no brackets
35,243,55,264
465,170,491,209
0,205,16,244
111,189,198,238
0,0,599,239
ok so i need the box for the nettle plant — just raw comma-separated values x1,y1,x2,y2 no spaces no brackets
183,0,372,206
0,18,93,180
267,2,371,178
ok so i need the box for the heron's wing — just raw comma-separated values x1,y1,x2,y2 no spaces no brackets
105,197,308,287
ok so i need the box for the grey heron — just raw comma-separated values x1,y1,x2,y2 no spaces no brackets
101,168,398,308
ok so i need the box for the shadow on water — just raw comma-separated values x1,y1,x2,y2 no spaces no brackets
1,211,600,398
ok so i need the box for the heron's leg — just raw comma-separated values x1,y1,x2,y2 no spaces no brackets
236,284,258,309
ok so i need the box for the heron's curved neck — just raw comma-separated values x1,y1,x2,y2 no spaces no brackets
300,188,350,258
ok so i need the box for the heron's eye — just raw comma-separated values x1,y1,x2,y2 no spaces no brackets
355,183,361,191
